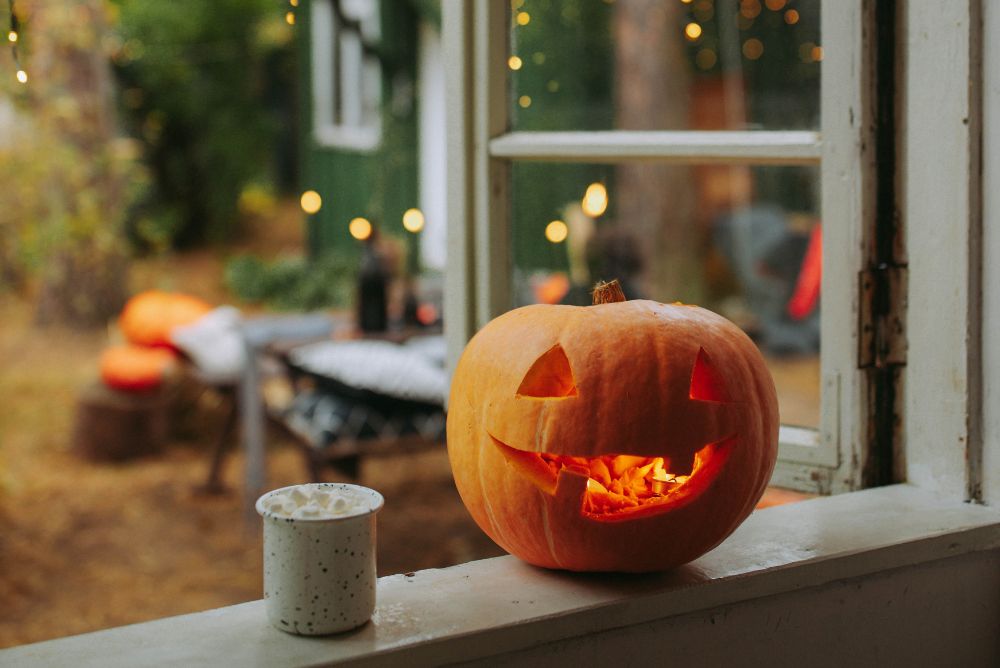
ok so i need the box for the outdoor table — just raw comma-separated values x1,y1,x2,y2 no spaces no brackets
239,313,344,519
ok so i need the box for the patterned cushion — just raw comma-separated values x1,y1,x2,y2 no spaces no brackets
288,338,447,407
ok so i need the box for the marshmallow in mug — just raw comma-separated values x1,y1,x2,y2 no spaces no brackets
262,484,369,520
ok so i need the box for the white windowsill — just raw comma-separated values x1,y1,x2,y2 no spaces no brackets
4,484,999,667
313,125,382,153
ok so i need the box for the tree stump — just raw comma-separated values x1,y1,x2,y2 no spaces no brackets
72,382,169,461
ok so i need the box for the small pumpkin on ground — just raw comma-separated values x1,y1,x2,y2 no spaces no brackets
119,290,213,349
447,280,779,573
99,344,179,392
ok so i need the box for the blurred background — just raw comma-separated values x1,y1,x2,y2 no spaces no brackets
0,0,820,647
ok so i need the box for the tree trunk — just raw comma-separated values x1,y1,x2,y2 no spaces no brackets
28,0,130,326
613,0,702,303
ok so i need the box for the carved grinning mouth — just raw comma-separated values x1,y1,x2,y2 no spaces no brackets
493,341,737,521
490,434,736,522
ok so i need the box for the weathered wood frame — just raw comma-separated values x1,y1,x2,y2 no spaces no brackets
446,0,875,493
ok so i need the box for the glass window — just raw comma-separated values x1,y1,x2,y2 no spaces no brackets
445,0,870,493
508,0,821,131
312,0,382,150
511,161,821,428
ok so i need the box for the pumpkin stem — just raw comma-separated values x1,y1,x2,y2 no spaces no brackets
592,279,627,305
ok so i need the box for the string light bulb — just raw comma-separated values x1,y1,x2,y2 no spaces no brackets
508,55,523,71
8,2,26,83
545,220,569,244
285,11,295,25
402,208,425,233
742,38,764,60
696,48,718,70
684,22,703,41
300,190,322,214
349,217,373,241
582,183,609,218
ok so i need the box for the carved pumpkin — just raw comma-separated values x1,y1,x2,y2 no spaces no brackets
100,344,178,392
447,281,779,572
119,290,213,349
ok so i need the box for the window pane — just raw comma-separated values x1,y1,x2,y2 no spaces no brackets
508,0,821,131
511,161,821,428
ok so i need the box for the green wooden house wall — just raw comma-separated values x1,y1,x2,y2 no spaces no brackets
298,0,420,264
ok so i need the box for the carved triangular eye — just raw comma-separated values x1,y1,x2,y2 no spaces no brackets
689,347,731,402
516,344,578,398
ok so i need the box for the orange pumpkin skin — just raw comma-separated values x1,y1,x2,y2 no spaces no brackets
447,297,779,573
119,291,213,349
100,345,178,392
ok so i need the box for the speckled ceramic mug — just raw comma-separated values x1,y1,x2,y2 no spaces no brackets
256,483,384,635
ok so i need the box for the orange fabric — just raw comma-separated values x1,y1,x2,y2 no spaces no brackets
787,224,822,320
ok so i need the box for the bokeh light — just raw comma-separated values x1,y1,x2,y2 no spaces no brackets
743,38,764,61
545,220,569,244
402,208,425,233
696,49,718,70
349,217,373,241
582,182,609,217
300,190,322,214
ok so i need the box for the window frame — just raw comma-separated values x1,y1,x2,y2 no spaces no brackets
310,0,383,152
445,0,874,494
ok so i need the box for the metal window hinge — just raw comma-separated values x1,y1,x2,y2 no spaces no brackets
858,265,907,368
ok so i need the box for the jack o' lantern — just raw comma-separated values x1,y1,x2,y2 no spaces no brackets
100,344,178,392
447,281,778,572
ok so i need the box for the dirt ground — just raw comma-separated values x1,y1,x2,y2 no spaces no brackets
0,207,815,648
0,209,500,649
